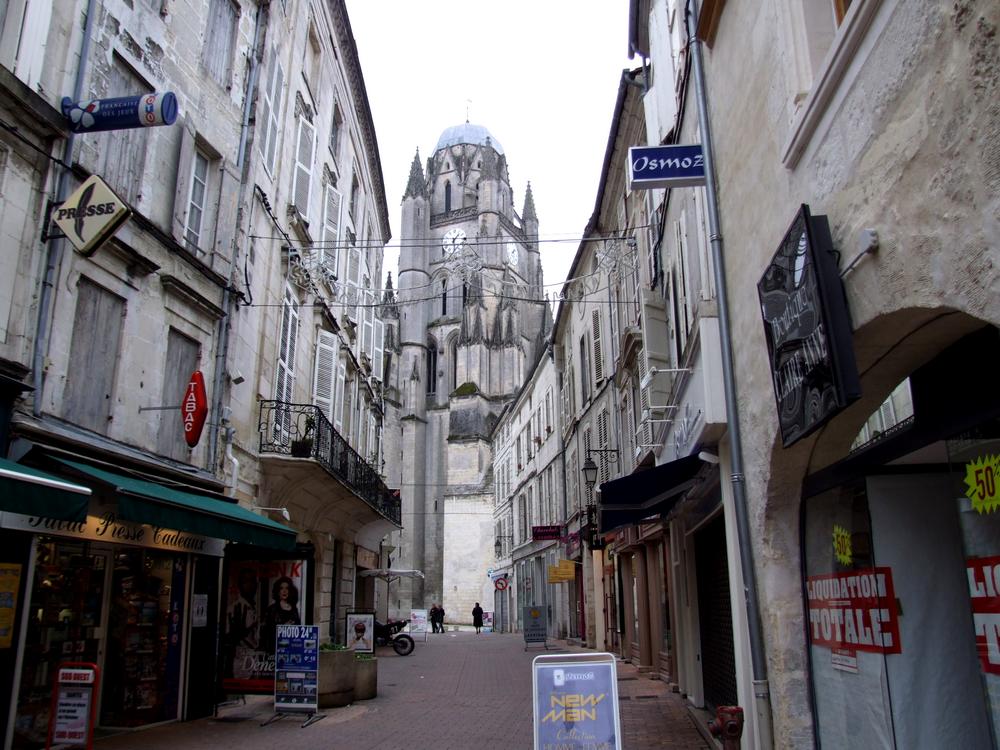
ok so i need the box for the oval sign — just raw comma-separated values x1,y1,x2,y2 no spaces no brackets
182,370,208,447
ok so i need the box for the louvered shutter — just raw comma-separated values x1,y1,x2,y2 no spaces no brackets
592,309,604,383
321,184,342,275
637,355,652,450
313,330,337,423
333,357,346,432
598,409,610,482
373,318,385,382
623,390,635,463
275,286,299,440
361,290,374,358
345,248,361,319
292,116,315,219
265,56,283,172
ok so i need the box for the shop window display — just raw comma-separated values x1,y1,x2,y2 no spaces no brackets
14,540,105,749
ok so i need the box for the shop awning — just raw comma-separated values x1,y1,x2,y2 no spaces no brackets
0,457,91,521
598,454,704,533
55,459,297,550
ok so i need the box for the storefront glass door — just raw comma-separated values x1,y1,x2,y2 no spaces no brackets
100,548,186,728
13,539,109,749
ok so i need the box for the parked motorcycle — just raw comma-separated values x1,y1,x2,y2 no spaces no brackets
374,617,415,656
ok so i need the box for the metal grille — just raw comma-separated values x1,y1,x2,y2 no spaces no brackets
695,514,738,710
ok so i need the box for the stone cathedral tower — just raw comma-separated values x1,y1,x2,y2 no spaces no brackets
386,123,549,620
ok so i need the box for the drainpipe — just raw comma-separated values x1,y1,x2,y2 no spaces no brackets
686,1,774,747
32,0,98,415
207,1,267,473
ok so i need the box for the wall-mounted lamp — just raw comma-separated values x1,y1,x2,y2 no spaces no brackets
698,451,720,465
256,505,291,522
582,448,620,492
494,534,513,558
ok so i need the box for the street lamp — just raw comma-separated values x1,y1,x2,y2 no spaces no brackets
580,449,619,550
494,534,513,558
581,449,619,492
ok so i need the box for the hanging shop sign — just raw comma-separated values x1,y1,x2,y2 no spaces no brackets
0,510,224,556
627,144,706,190
966,555,1000,675
532,524,563,541
61,92,178,133
758,205,861,447
52,175,131,257
182,370,208,447
805,567,901,673
532,652,622,750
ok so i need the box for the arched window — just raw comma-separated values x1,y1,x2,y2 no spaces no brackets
449,336,458,391
462,282,468,307
441,280,447,316
444,181,452,212
426,337,438,394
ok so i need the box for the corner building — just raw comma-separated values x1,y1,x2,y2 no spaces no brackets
388,124,549,620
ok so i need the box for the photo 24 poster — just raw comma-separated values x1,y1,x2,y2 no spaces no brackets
222,559,307,693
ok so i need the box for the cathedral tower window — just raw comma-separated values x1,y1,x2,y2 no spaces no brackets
441,280,447,316
426,337,438,394
445,181,452,212
449,337,458,391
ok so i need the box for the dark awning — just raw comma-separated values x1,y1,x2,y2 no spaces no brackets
0,457,91,521
598,454,704,533
55,459,297,551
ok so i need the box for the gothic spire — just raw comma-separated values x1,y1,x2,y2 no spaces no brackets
522,181,537,221
403,149,426,199
381,272,399,318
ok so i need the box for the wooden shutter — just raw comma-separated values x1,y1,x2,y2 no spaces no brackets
313,330,338,423
261,48,283,172
156,329,200,460
203,0,236,85
598,409,610,482
592,309,604,383
372,318,385,382
292,116,315,218
321,184,342,275
361,289,374,358
64,279,124,435
333,356,346,432
275,286,299,440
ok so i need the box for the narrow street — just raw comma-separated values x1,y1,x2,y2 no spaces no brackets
94,632,710,749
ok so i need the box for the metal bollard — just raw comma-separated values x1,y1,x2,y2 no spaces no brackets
708,705,744,749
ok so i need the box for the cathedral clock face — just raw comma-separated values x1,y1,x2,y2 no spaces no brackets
442,228,466,256
506,241,519,266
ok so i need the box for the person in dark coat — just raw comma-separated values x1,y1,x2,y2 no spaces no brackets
472,602,484,634
429,604,440,633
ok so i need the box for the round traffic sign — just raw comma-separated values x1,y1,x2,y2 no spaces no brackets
494,577,509,591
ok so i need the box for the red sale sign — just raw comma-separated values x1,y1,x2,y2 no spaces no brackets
966,555,1000,675
182,370,208,447
805,567,902,656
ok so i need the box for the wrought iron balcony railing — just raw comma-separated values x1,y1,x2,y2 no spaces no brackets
258,401,400,526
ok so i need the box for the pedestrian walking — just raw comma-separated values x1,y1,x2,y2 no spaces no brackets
430,604,440,633
472,602,484,634
438,604,446,632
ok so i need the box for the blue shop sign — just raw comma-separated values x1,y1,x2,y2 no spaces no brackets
628,144,706,189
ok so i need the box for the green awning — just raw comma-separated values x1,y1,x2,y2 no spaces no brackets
0,457,91,521
55,459,297,551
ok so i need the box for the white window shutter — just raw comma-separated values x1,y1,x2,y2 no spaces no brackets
333,357,346,432
293,117,315,218
361,291,374,358
321,184,342,274
373,318,385,382
313,330,338,423
592,309,603,383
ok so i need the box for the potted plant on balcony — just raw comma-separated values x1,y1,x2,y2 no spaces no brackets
291,415,315,457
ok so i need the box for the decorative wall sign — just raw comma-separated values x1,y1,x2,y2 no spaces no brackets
758,205,861,447
52,175,131,257
61,92,178,133
182,370,208,447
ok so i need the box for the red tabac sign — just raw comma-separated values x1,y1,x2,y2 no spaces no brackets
182,371,208,447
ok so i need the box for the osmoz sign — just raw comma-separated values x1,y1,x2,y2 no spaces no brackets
628,144,706,189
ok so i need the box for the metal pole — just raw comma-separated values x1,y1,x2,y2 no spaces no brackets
686,1,774,746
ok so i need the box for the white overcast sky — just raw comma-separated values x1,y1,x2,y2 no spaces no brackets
344,0,634,291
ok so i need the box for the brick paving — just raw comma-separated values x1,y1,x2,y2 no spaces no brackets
93,631,711,749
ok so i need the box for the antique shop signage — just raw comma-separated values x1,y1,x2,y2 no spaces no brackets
627,144,706,189
758,205,861,447
0,510,225,556
533,653,621,750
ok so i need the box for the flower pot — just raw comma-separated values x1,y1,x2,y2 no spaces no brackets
354,657,377,700
290,439,313,457
318,650,356,707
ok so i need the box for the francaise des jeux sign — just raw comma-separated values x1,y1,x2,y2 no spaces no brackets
757,205,861,447
627,144,706,190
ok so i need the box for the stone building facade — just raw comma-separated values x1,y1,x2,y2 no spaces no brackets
387,124,549,621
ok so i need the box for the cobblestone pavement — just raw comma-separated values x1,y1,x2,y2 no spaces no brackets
93,631,711,749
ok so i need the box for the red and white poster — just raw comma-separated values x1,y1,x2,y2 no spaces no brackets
805,567,902,665
966,554,1000,675
221,559,307,693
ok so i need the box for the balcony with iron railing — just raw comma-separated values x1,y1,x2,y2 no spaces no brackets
258,401,400,526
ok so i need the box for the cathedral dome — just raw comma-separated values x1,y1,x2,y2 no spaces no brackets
434,123,504,155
